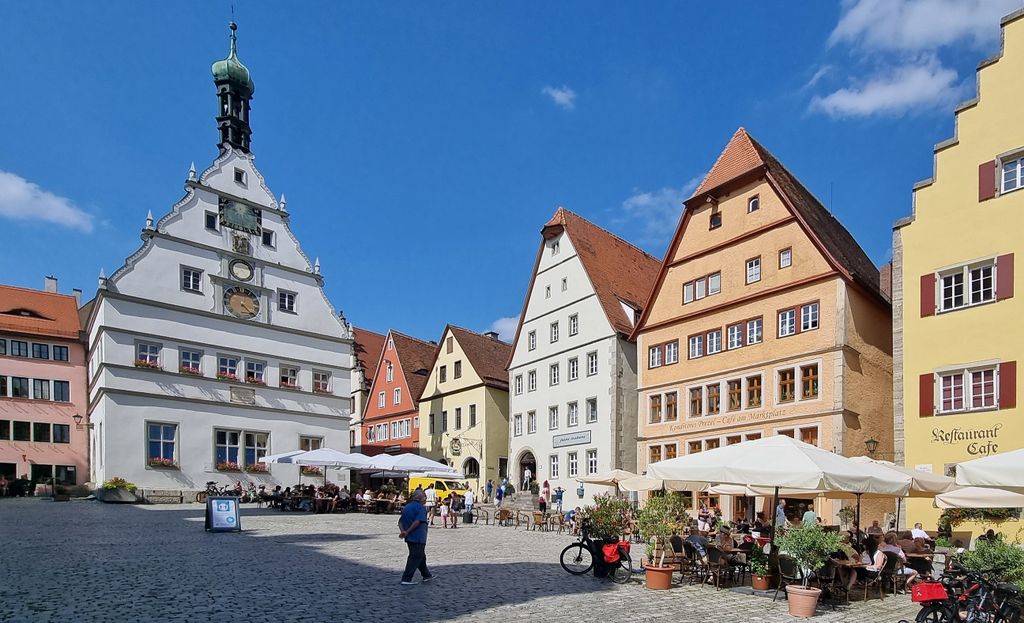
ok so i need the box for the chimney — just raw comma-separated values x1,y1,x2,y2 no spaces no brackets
72,288,82,306
484,331,500,340
44,276,58,293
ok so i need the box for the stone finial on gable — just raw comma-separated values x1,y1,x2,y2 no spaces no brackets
279,193,287,212
98,268,108,290
144,210,154,231
188,162,197,181
314,257,321,275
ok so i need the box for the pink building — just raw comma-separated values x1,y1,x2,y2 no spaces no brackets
0,281,88,492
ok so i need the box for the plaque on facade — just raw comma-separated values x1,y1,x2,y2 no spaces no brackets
230,386,256,405
552,430,592,448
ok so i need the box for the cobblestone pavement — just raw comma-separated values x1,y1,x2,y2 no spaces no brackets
0,498,920,622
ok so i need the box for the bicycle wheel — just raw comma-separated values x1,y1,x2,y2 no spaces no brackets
560,543,594,575
196,491,208,504
915,604,953,623
611,552,633,584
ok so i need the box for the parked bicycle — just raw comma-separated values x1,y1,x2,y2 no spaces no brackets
905,560,1022,623
559,520,633,584
195,481,237,504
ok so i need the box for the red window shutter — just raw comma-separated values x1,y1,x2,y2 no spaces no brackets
920,274,935,317
979,160,997,201
999,361,1016,409
997,254,1014,300
919,373,934,417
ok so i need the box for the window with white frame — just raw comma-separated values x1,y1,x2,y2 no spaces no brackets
665,341,679,364
568,452,578,477
53,345,68,361
727,324,743,350
683,272,721,303
1001,155,1024,193
214,429,241,466
244,431,269,466
778,309,797,337
586,449,598,475
940,261,996,312
313,370,331,393
747,195,760,212
549,406,559,430
708,272,721,295
549,363,560,386
527,370,537,392
586,398,597,423
280,366,298,388
746,257,761,284
278,290,296,313
148,422,177,463
688,335,703,359
800,302,820,332
939,367,997,413
218,355,238,379
378,391,385,408
299,436,323,452
549,454,559,479
393,388,402,405
528,331,536,351
245,361,265,384
707,330,722,354
180,349,202,374
514,374,523,395
587,351,598,376
649,345,662,368
747,317,763,344
779,248,792,269
567,401,579,427
181,267,202,292
569,314,578,336
550,322,559,343
526,411,536,434
137,342,160,366
568,357,579,381
386,363,393,383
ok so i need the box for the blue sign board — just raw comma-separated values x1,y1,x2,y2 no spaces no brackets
205,496,241,532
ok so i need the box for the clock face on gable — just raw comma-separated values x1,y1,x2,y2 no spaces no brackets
218,197,262,234
224,286,260,320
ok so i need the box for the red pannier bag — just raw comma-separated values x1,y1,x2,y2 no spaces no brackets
912,582,948,603
602,542,621,564
617,540,631,554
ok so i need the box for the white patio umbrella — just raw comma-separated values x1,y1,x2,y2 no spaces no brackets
647,436,912,542
954,448,1024,492
365,453,457,473
579,469,637,487
618,475,666,492
258,450,307,464
292,448,372,469
935,486,1024,509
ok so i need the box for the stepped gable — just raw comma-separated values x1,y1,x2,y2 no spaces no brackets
0,285,81,339
448,326,512,390
543,207,661,335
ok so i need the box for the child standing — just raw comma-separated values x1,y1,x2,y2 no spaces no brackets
439,500,450,528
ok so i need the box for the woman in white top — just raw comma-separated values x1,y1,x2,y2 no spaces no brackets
846,540,885,590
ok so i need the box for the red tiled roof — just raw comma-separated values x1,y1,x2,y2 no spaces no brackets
691,127,764,197
448,326,511,390
390,331,439,403
543,208,661,335
352,327,386,380
0,285,82,339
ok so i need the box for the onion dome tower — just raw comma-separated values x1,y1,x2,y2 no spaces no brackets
211,22,255,153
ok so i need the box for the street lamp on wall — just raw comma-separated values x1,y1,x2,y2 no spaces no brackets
864,437,880,456
72,414,83,426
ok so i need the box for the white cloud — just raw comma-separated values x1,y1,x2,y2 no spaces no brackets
541,85,578,110
0,170,94,232
614,177,701,246
487,315,519,342
829,0,1018,52
810,58,965,118
803,65,834,90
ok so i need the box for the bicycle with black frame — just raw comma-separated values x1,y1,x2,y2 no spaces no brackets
559,519,633,584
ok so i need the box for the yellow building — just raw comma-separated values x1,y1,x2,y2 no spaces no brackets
634,128,894,523
418,326,512,496
895,10,1024,537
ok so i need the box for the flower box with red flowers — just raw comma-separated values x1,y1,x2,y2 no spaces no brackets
312,387,331,395
301,466,322,476
134,359,160,370
246,376,266,386
216,372,239,381
215,462,241,472
245,463,268,474
179,366,203,377
147,458,178,469
280,381,301,390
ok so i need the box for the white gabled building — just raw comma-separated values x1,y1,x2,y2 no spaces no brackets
84,24,354,493
507,208,659,507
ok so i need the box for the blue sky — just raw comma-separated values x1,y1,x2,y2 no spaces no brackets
0,1,1020,341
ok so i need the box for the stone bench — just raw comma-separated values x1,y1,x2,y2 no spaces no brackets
142,489,184,504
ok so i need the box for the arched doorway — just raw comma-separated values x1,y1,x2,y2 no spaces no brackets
518,450,536,490
462,457,480,478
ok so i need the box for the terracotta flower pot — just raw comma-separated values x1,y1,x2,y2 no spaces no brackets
751,574,772,590
785,584,821,618
643,565,674,590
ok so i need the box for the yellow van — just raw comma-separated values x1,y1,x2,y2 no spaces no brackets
408,475,470,502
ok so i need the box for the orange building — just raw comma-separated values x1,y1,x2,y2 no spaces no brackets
634,129,894,523
361,330,437,456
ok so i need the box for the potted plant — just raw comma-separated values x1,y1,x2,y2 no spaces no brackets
147,457,177,469
774,524,843,618
750,547,772,590
837,505,856,530
216,461,241,472
245,463,268,474
178,365,203,377
134,359,160,370
636,493,689,590
98,476,139,503
216,372,239,381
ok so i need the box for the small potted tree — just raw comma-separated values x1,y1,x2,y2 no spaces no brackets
750,547,772,590
636,493,688,590
585,495,630,578
775,523,843,618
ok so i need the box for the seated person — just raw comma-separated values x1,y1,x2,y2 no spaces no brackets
866,520,884,537
880,533,919,589
686,527,710,562
910,522,930,541
847,539,885,591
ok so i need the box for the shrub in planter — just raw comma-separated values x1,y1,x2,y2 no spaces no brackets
583,495,631,579
102,477,138,493
148,458,177,469
245,463,268,474
750,547,772,590
134,359,160,370
178,366,203,377
216,462,242,472
959,536,1024,590
775,524,843,617
216,372,239,381
637,492,690,590
529,481,540,495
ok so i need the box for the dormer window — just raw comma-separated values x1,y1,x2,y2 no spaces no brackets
234,168,247,185
551,241,560,255
748,195,760,212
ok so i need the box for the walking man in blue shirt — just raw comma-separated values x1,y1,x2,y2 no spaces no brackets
398,490,434,585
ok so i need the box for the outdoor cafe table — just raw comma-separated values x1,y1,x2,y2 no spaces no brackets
831,559,867,568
